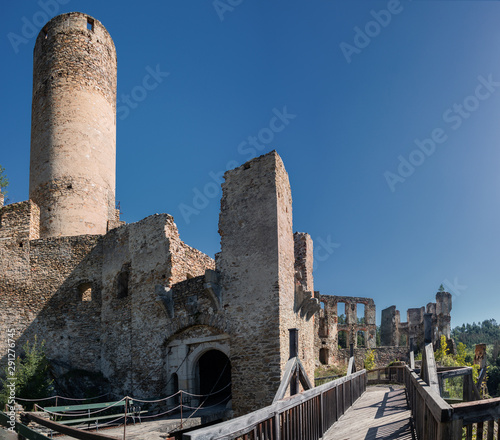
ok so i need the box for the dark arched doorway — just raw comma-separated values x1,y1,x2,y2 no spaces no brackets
197,350,231,406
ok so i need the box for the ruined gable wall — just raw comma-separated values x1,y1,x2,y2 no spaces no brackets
291,232,316,383
99,214,218,397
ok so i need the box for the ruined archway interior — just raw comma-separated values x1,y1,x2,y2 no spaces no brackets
197,350,231,406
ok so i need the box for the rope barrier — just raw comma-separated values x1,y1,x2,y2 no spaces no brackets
181,395,231,410
136,404,183,419
181,382,231,398
15,393,110,402
128,390,181,403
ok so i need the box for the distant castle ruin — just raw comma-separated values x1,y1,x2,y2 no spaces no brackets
0,12,451,417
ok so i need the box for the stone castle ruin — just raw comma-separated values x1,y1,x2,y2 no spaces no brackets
0,12,452,418
315,292,452,368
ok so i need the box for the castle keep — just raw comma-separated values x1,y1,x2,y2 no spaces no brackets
0,12,452,418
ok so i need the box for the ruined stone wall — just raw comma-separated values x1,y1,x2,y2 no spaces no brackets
0,212,218,400
292,233,316,381
381,306,400,346
436,292,452,339
0,233,103,372
217,151,314,415
0,200,40,242
217,152,283,415
336,346,409,370
30,12,117,238
294,233,314,293
315,294,376,367
99,214,218,397
380,292,452,351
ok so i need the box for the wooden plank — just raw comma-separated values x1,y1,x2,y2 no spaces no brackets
347,357,355,376
297,358,313,390
477,421,484,439
438,367,472,379
25,413,120,440
437,418,463,440
408,369,452,423
42,401,126,412
487,420,494,440
422,343,440,394
452,397,500,423
1,411,51,440
16,422,52,440
273,358,297,403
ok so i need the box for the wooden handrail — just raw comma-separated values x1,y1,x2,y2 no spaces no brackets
403,364,500,439
183,369,367,440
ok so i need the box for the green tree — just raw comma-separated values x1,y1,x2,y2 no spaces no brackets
0,336,53,410
438,284,445,292
0,165,8,196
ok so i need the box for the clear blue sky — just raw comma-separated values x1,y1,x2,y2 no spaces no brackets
2,1,500,329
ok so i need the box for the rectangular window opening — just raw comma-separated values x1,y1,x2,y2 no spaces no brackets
87,18,94,31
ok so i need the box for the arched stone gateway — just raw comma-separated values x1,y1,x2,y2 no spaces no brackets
163,326,230,407
196,350,231,406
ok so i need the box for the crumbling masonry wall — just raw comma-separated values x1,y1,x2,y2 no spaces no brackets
217,151,316,416
0,209,218,399
380,292,452,350
315,295,376,366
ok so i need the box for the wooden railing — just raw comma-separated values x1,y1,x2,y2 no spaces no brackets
182,369,367,440
0,410,51,440
366,365,405,385
404,365,500,439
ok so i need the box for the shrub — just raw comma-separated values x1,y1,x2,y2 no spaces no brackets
364,350,376,370
0,336,53,410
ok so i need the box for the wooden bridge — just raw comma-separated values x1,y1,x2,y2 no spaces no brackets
183,344,500,440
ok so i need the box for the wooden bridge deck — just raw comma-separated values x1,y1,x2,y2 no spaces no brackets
323,385,415,440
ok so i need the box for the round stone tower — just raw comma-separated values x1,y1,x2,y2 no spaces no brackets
29,12,117,238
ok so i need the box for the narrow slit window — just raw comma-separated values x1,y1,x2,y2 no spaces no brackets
116,264,130,299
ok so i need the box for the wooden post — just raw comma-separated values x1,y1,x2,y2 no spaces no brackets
180,390,183,429
123,397,127,440
274,413,281,440
437,419,463,440
289,329,299,396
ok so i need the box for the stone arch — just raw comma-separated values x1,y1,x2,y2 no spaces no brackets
163,315,229,344
162,324,230,405
193,348,231,406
